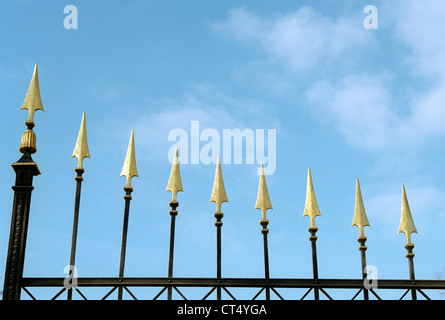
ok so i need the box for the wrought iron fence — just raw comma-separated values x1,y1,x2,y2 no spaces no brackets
3,64,445,301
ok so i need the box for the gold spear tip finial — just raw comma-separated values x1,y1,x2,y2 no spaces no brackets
399,185,417,245
352,178,370,237
254,164,273,220
166,145,183,202
120,130,139,188
303,168,321,228
210,155,228,212
20,62,44,122
72,112,91,169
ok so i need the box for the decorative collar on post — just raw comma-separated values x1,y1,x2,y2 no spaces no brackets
166,145,183,203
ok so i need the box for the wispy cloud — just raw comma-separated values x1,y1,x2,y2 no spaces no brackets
212,7,373,72
214,3,445,156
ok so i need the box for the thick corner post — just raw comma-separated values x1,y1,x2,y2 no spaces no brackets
3,63,43,300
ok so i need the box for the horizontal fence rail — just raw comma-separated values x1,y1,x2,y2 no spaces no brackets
4,64,445,301
19,277,445,300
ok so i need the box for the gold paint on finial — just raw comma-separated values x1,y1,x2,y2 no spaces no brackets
254,165,273,220
166,145,183,202
352,178,370,237
19,126,37,154
20,63,44,122
120,130,138,188
399,185,417,246
72,112,91,169
210,155,228,213
303,168,321,228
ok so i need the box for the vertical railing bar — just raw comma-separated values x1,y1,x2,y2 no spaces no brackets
101,286,118,300
173,286,187,300
67,167,85,300
167,202,178,300
252,287,265,300
166,146,182,300
118,131,137,301
222,286,237,300
153,286,168,300
300,287,312,300
21,287,36,300
50,287,66,300
202,286,217,300
309,227,320,300
211,156,227,301
118,186,133,300
123,286,138,300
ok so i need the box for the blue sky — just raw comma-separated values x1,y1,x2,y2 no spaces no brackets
2,0,445,300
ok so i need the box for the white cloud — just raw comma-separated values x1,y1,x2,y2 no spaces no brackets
213,7,373,72
390,0,445,79
215,4,445,154
306,73,396,151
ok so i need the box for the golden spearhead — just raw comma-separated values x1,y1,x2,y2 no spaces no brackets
352,178,370,237
166,145,183,202
71,112,91,169
254,165,273,220
210,155,228,213
20,63,44,122
399,185,417,246
303,168,321,228
120,130,139,188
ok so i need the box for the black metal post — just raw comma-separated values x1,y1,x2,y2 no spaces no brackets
168,201,179,300
260,219,270,300
358,236,369,300
405,244,417,300
309,226,319,300
118,186,133,300
215,212,223,300
3,147,40,300
67,168,84,300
